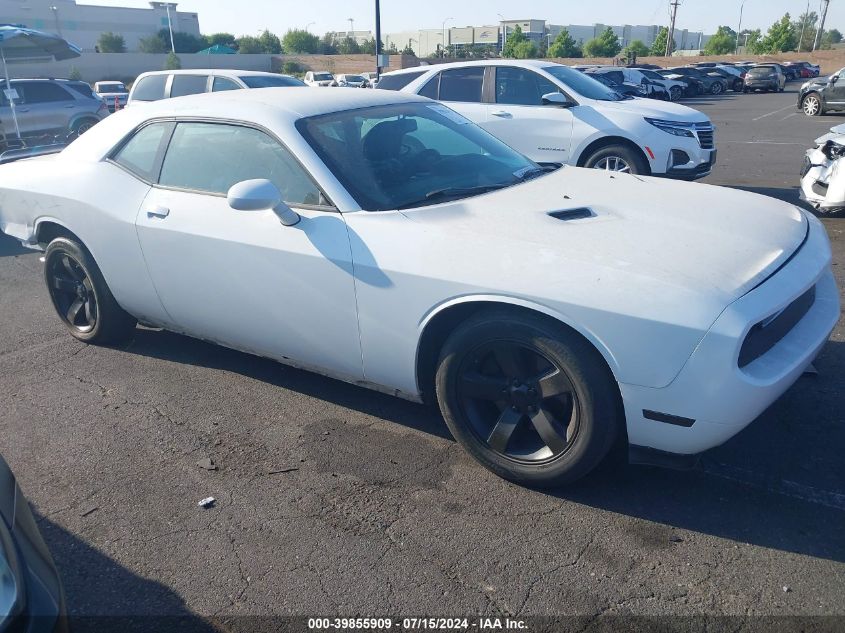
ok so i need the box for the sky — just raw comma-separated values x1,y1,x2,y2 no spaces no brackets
79,0,843,38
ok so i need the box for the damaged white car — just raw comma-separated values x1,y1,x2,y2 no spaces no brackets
801,123,845,213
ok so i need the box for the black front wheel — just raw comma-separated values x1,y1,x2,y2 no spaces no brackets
44,237,136,344
435,310,621,486
582,144,648,175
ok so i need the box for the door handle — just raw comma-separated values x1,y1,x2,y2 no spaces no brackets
145,206,170,218
491,110,512,118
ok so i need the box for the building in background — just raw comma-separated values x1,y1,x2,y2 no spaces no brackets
0,0,201,52
389,19,709,58
324,30,374,46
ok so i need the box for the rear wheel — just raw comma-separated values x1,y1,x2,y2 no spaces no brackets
583,144,648,175
435,310,621,487
670,86,683,101
803,93,823,116
710,82,724,95
44,237,136,344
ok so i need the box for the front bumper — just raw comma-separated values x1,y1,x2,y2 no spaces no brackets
622,213,840,456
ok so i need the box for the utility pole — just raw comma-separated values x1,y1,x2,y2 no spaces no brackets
666,0,680,57
798,0,810,53
814,0,830,51
375,0,382,79
735,1,746,55
164,2,176,54
348,18,354,39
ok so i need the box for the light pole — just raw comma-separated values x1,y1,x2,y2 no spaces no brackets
305,22,315,33
163,3,176,53
798,0,810,52
442,17,453,58
498,13,507,53
49,5,61,36
348,18,354,39
735,1,746,54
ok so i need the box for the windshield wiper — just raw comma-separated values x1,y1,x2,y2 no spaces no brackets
517,165,557,181
397,184,511,209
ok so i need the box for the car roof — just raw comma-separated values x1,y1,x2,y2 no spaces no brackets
136,69,292,78
136,85,428,120
383,59,556,76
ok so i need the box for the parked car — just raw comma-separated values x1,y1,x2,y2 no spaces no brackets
0,77,108,143
798,68,845,116
585,67,670,101
710,65,746,92
303,71,335,87
381,60,716,179
665,67,729,95
656,69,705,97
0,452,67,632
128,70,304,105
0,88,837,485
793,61,821,78
334,74,368,88
361,71,379,87
627,63,661,70
633,68,688,101
800,124,845,212
774,63,800,81
744,64,786,93
584,71,645,99
94,80,129,111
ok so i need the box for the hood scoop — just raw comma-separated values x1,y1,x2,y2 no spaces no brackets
548,208,594,221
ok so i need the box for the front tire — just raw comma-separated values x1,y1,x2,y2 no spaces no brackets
44,238,136,344
710,82,724,95
670,86,682,101
803,93,823,116
582,144,648,175
435,310,621,487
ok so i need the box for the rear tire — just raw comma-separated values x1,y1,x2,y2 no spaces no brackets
43,237,136,344
435,310,621,487
582,144,648,175
670,86,682,101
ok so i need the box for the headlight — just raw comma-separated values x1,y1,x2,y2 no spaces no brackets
645,118,697,138
0,519,23,631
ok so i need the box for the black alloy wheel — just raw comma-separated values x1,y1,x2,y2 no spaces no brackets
456,341,580,463
46,253,98,334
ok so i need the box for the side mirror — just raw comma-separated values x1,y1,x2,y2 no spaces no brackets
227,179,300,226
831,75,839,84
542,92,574,107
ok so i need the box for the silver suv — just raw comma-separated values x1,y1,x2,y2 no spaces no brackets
0,78,108,147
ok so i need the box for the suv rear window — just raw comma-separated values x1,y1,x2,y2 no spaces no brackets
748,67,774,76
66,82,97,99
376,71,426,91
170,75,209,98
132,75,168,102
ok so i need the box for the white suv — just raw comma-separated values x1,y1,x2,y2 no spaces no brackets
127,70,304,105
379,60,716,179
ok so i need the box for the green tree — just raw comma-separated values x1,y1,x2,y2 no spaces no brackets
622,39,650,58
282,29,320,53
828,28,843,44
703,26,737,55
547,28,582,58
68,66,82,80
360,37,384,55
258,29,282,54
740,28,763,53
164,52,181,70
336,37,361,54
651,26,673,55
235,35,262,53
502,24,528,58
757,13,796,53
138,34,168,53
512,40,538,59
319,33,337,54
97,32,126,53
583,27,621,57
794,12,819,51
401,44,416,56
205,32,237,48
281,61,304,75
159,29,206,53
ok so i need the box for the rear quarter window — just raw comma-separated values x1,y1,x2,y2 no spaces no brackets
131,75,168,102
376,71,426,91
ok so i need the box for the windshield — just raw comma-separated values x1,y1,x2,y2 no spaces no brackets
240,75,305,88
344,75,365,82
98,83,127,93
313,73,333,81
297,102,539,211
541,65,624,101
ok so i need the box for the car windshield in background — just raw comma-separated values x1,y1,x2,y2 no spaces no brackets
297,102,538,211
541,65,624,101
240,75,305,88
345,76,365,82
313,73,333,81
98,83,127,94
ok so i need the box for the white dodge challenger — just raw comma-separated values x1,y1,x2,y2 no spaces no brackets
0,89,839,486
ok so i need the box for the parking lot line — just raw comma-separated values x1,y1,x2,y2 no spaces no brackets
752,104,800,121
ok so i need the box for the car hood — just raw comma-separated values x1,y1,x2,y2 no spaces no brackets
592,97,708,123
401,167,807,305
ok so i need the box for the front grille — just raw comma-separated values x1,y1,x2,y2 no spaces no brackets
694,123,715,149
738,285,816,368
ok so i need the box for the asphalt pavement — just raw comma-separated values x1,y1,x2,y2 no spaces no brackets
0,85,843,631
